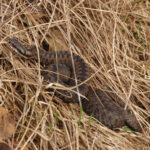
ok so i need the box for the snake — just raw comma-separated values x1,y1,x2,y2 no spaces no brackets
8,38,142,132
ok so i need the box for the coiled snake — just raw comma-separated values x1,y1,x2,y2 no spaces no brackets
8,38,142,132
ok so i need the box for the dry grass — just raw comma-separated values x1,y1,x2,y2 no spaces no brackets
0,0,150,149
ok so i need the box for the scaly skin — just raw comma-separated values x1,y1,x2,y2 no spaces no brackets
8,38,90,103
8,38,142,132
82,87,142,132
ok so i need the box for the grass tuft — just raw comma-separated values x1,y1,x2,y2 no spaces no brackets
0,0,150,149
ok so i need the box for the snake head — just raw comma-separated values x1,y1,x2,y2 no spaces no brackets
8,38,32,57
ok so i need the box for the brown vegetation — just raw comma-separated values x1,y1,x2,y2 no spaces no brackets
0,0,150,149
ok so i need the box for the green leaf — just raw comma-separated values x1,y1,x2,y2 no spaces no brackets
48,122,53,131
55,113,58,124
123,126,132,131
78,107,83,126
88,115,93,123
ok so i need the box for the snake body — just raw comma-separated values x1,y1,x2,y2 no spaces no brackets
8,38,142,132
